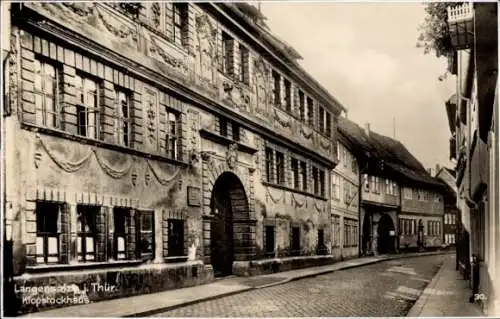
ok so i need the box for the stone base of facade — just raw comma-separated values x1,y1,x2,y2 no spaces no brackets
11,261,214,315
232,255,336,277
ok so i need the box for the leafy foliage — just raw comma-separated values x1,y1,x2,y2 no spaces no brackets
416,2,463,58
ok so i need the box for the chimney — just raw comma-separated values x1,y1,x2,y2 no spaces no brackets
427,168,433,175
364,123,370,135
436,164,441,174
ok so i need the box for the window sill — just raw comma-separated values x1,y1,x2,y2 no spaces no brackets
164,256,188,263
25,259,144,274
262,181,327,201
199,128,258,154
22,123,189,167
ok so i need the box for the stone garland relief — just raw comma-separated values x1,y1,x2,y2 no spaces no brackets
147,34,189,76
34,134,182,188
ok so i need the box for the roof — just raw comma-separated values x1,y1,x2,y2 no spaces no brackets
337,116,442,188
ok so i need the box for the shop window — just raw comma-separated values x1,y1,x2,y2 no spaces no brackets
113,208,128,260
168,219,184,257
77,205,99,262
138,211,154,259
36,202,61,264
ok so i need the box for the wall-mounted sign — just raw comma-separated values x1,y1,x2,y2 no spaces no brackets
187,186,201,207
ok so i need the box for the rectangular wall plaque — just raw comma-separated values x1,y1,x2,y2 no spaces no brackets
187,186,201,207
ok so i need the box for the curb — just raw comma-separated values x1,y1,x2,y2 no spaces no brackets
127,251,452,317
125,287,255,318
405,258,447,317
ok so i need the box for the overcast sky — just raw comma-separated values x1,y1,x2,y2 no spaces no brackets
261,2,456,172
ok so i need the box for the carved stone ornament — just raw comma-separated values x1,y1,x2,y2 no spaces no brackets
131,171,138,186
145,172,151,186
227,143,238,169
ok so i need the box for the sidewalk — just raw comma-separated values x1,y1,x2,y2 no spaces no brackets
22,251,451,317
406,253,484,317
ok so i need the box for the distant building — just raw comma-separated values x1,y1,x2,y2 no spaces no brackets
435,166,458,247
332,130,361,260
337,117,445,256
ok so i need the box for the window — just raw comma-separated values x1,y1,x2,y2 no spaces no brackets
404,187,413,199
239,45,250,85
219,117,228,137
275,151,285,186
319,170,325,197
291,158,299,189
284,79,292,111
332,174,340,201
319,107,325,134
343,148,348,168
351,156,357,174
36,202,61,264
221,32,233,76
363,174,369,192
168,219,184,257
272,71,281,106
312,166,319,195
291,226,300,256
77,205,99,262
34,59,60,128
165,111,180,160
232,122,240,142
306,97,314,126
393,182,398,196
113,208,128,260
317,229,325,254
326,112,332,137
114,89,131,147
298,90,305,121
173,3,188,47
265,147,274,183
264,225,275,257
300,161,307,191
75,74,100,139
138,211,154,259
318,106,330,136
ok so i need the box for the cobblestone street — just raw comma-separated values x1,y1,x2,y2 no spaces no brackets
154,255,446,317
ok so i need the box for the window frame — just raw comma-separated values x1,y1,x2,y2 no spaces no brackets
76,205,99,262
167,218,185,257
221,31,233,76
165,109,180,160
114,87,132,147
75,73,101,140
34,58,61,129
113,207,129,261
36,201,62,264
137,210,155,260
173,2,188,48
265,147,274,184
275,151,285,186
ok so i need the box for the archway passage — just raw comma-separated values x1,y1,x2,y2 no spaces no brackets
362,212,372,255
210,172,250,277
377,214,395,254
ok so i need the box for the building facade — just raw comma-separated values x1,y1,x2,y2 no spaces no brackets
435,167,458,247
331,137,360,260
3,3,345,314
337,118,444,256
445,2,498,315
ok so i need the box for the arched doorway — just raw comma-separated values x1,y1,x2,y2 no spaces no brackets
377,214,395,254
210,172,249,277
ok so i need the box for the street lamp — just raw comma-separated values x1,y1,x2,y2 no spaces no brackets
447,2,475,50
